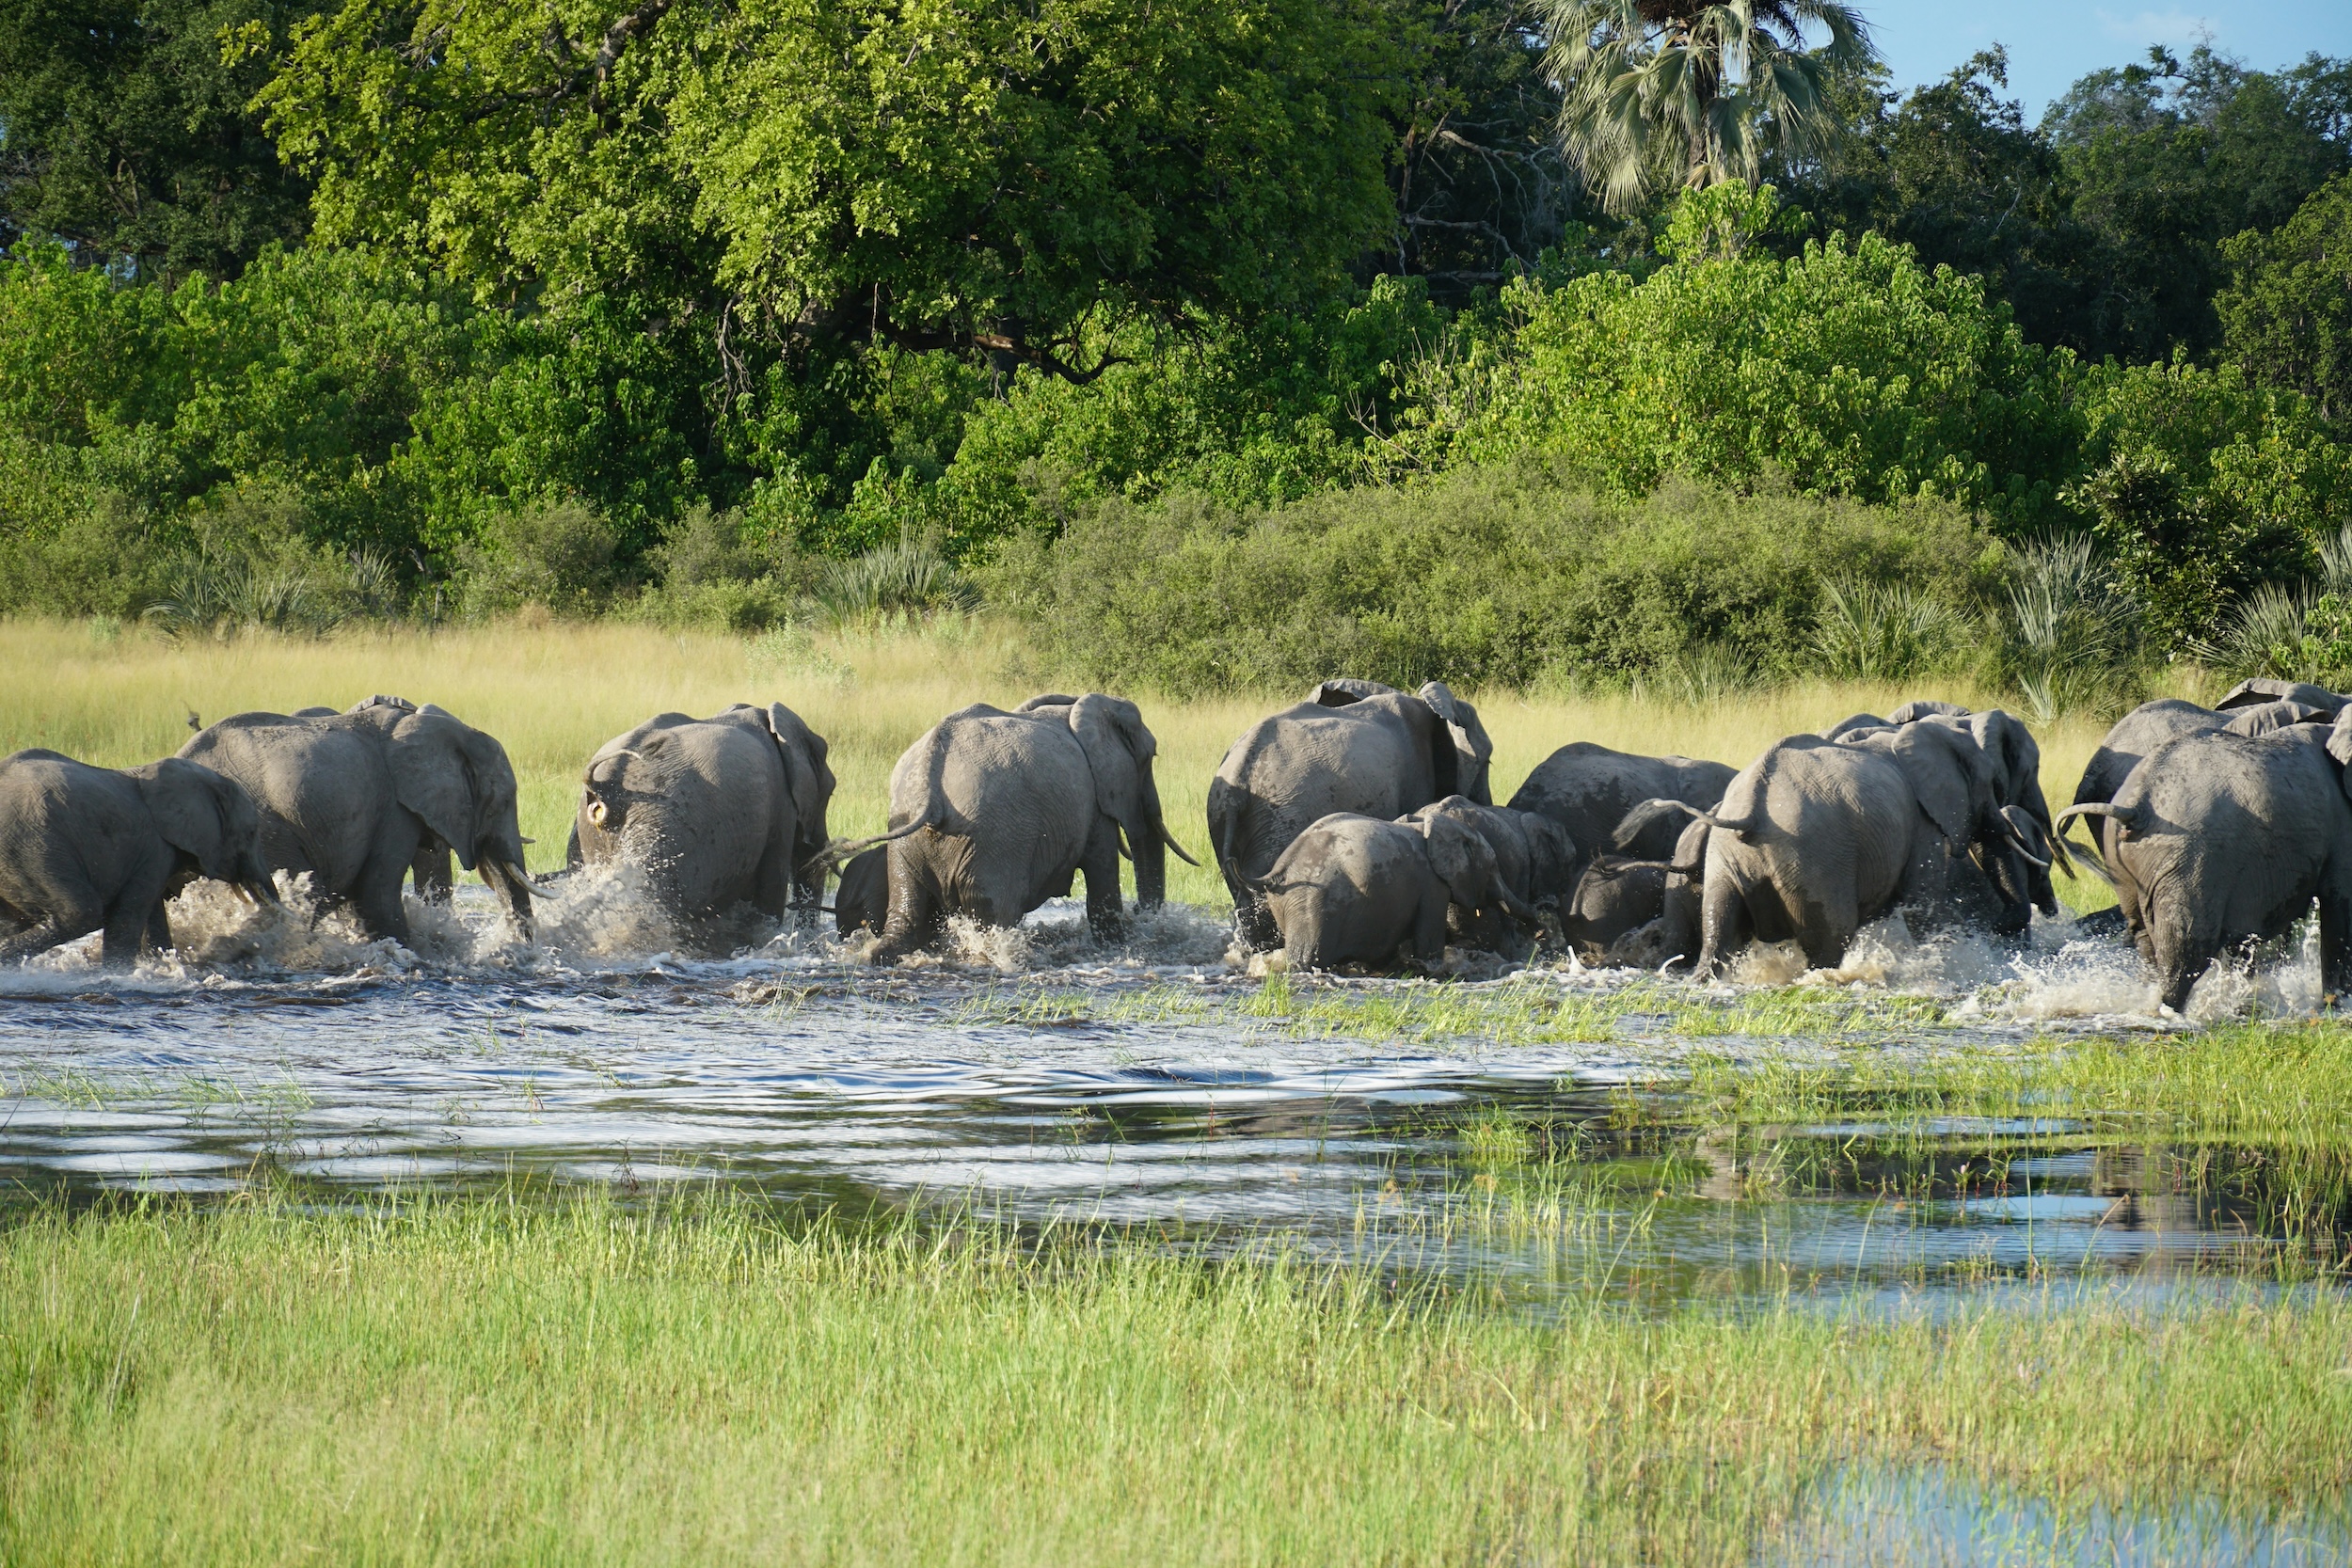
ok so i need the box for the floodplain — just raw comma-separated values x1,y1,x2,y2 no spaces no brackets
1,619,2345,1565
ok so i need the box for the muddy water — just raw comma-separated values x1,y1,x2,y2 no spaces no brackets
0,873,2345,1308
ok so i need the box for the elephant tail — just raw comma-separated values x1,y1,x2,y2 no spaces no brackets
801,816,931,880
2051,803,2129,886
1677,809,1758,841
1611,797,1704,850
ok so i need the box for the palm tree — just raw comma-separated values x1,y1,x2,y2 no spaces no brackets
1540,1,1875,215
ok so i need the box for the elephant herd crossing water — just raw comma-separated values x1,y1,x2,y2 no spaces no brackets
0,674,2346,1011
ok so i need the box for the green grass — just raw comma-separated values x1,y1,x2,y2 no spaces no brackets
1,1190,2347,1566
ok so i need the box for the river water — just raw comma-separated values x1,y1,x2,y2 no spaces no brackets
2,870,2344,1318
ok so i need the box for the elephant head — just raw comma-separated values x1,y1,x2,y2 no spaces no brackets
760,703,835,899
1064,693,1197,909
1418,682,1495,804
1863,721,2050,918
127,758,278,904
375,708,536,933
1417,809,1527,920
2218,677,2345,716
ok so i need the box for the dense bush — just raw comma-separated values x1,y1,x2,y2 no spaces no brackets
986,461,1996,693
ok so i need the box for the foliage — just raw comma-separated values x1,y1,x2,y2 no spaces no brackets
1987,534,2143,723
985,463,1993,693
1538,0,1875,215
1386,185,2080,531
1808,576,1971,683
2219,172,2352,429
0,0,312,279
454,499,622,619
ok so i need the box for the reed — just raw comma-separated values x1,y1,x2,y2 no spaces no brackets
0,1189,2344,1565
1,616,2126,909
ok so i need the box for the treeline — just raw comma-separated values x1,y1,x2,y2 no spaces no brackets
3,2,2351,700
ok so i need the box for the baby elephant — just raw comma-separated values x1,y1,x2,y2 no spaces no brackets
0,751,278,969
1258,809,1534,971
1405,797,1576,958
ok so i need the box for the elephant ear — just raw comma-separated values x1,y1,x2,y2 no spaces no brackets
386,712,482,870
1420,813,1498,909
133,759,238,880
1873,726,1982,846
764,703,834,849
1418,683,1495,802
1070,694,1154,849
1887,699,1970,724
2328,708,2352,779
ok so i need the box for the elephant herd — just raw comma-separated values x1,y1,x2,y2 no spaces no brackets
1,674,2346,1013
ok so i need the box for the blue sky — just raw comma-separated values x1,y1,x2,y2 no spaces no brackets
1866,3,2352,118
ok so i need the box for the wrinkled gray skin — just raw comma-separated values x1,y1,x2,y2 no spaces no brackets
567,704,834,929
0,752,278,968
834,847,887,938
1694,726,2048,976
866,693,1188,959
1210,679,1495,950
1561,855,1667,964
1563,801,1716,967
180,695,534,945
1403,797,1574,957
1505,743,1735,879
1258,809,1530,972
2058,722,2352,1011
2071,700,2233,821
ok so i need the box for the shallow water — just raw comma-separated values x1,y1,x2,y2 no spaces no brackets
0,876,2345,1311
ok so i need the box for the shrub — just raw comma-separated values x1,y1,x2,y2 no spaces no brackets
1989,534,2144,722
814,542,977,626
456,499,621,618
985,461,1995,693
631,503,808,631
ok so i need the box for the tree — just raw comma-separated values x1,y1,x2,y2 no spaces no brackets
260,0,1406,386
0,0,312,278
2220,173,2352,429
1538,0,1873,216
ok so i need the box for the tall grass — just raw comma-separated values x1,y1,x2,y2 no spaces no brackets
0,1190,2345,1565
0,617,2129,908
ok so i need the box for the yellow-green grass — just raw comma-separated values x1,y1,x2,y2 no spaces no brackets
1,1192,2344,1565
2,617,2127,908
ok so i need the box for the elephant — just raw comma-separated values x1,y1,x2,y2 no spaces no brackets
1692,725,2051,977
1403,796,1576,957
2214,677,2345,715
1560,855,1667,965
180,695,535,946
2222,700,2332,737
0,752,278,968
856,693,1195,959
1255,809,1534,972
1914,707,2066,925
1209,679,1494,950
566,703,834,931
2057,722,2352,1011
1505,742,1735,879
834,847,888,938
2070,699,2233,825
1560,800,1716,967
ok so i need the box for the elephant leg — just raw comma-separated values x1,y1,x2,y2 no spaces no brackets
1409,893,1449,967
750,832,794,924
1233,891,1280,953
0,883,104,966
101,900,153,970
870,841,947,960
1079,818,1126,944
351,854,414,946
410,844,454,904
1696,876,1751,979
143,902,173,956
2320,875,2352,1006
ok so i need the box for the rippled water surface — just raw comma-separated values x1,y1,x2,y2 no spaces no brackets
4,877,2347,1310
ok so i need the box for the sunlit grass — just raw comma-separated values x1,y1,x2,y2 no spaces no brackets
0,1188,2344,1566
2,617,2132,911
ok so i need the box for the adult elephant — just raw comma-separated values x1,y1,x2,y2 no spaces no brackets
567,704,834,929
181,695,535,946
1693,726,2050,977
0,752,278,968
1506,743,1735,876
857,693,1195,960
1209,679,1494,950
2058,722,2352,1011
1256,809,1533,972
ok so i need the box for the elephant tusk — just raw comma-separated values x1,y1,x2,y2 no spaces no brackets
501,860,558,898
1160,825,1202,867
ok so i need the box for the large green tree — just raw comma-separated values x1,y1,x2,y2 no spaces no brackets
0,0,312,278
259,0,1406,384
2219,172,2352,429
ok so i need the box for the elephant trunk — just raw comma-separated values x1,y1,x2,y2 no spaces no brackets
483,857,536,938
1132,820,1168,911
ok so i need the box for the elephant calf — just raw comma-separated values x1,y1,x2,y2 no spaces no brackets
569,703,834,933
1257,809,1533,972
856,693,1195,960
1404,797,1575,957
0,751,277,969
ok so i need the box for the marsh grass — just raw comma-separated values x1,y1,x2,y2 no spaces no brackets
1,617,2134,911
1,1187,2347,1566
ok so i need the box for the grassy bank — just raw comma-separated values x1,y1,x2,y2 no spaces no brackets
0,1194,2344,1565
0,618,2133,912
